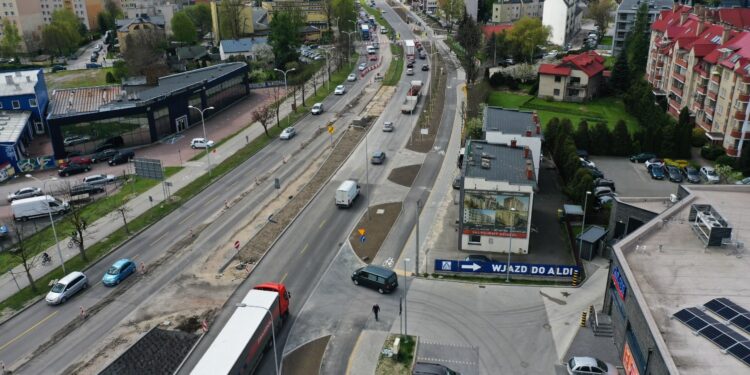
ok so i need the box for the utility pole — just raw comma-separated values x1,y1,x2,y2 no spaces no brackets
415,199,420,275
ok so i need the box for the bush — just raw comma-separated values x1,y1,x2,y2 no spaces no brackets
664,159,689,169
700,145,725,160
692,127,707,147
105,71,116,83
527,80,539,95
715,154,736,168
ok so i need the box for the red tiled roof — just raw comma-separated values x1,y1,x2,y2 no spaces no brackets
539,64,571,76
561,51,606,77
652,5,692,32
714,8,750,29
482,24,512,39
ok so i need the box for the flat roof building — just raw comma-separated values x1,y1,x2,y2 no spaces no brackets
602,185,750,374
482,107,542,182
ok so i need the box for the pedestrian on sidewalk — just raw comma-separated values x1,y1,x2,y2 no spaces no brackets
372,304,380,321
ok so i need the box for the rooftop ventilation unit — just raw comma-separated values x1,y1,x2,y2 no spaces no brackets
689,204,732,246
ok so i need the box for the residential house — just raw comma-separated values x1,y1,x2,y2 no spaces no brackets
542,0,581,47
538,51,607,102
492,0,544,24
612,0,674,56
219,38,271,61
116,15,167,52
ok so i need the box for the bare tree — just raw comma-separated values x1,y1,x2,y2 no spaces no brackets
272,85,281,127
67,206,89,261
220,0,248,39
252,105,274,137
9,225,39,293
122,30,169,84
113,205,133,234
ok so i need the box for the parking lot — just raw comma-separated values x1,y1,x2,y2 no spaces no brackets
589,156,682,197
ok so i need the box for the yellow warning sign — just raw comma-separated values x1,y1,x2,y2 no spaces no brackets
358,228,366,236
328,124,335,134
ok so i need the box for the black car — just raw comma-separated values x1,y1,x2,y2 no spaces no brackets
421,64,429,71
91,149,118,163
58,163,90,177
682,166,701,183
351,265,398,294
648,165,665,180
465,254,492,263
51,65,67,72
586,166,604,179
69,183,105,195
594,178,615,191
108,150,134,166
630,152,657,163
666,166,683,182
406,61,414,68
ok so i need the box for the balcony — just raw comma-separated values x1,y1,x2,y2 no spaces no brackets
711,75,721,84
735,110,746,120
671,86,684,98
739,93,750,102
706,106,715,117
698,68,710,79
697,85,707,95
669,97,682,110
707,91,718,101
744,76,750,84
657,60,664,68
676,58,688,69
672,71,686,83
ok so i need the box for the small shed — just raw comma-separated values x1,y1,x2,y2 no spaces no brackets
576,225,608,260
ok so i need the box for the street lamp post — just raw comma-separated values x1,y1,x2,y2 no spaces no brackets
350,123,371,220
343,31,357,62
579,191,592,260
320,47,335,90
25,175,65,274
273,68,296,127
403,257,410,339
505,207,516,282
236,303,280,375
187,105,215,177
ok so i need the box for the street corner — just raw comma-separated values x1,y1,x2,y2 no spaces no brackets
281,335,330,375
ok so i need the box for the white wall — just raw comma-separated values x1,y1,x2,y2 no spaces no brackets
543,0,568,46
484,133,541,182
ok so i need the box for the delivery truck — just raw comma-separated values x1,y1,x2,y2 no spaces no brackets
11,195,70,221
404,39,416,60
400,80,423,114
190,283,290,375
335,179,360,208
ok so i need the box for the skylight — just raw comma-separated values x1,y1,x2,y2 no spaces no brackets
711,35,721,44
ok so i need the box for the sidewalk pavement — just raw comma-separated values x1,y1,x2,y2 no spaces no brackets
346,330,390,375
0,64,338,304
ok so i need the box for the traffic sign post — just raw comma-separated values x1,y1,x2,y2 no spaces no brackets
234,240,240,250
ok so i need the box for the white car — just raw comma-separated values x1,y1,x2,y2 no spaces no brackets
63,135,91,146
8,187,43,202
280,127,296,140
644,158,665,170
406,68,414,76
383,121,394,132
700,166,720,183
567,356,618,375
83,174,116,186
347,73,357,81
334,85,346,95
311,103,323,115
381,27,388,34
358,63,367,71
190,138,215,149
579,157,596,169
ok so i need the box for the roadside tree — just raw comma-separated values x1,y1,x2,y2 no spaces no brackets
171,11,198,44
507,17,550,63
0,19,22,58
456,10,482,84
268,9,304,68
252,105,274,137
67,206,90,261
8,225,39,293
41,9,83,56
586,0,615,37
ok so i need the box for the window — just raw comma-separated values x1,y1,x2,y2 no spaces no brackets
29,98,37,107
468,234,481,244
11,100,19,109
555,76,561,82
554,89,560,96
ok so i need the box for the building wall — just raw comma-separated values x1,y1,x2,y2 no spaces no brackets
85,0,103,31
604,200,659,244
612,1,668,56
492,0,544,23
538,74,566,100
542,0,569,46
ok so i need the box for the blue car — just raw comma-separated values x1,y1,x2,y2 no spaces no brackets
102,259,136,286
649,164,666,180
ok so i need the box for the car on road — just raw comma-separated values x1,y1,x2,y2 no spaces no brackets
381,27,388,34
358,63,367,71
63,135,91,146
334,85,346,95
8,187,43,202
593,178,615,191
371,151,386,164
383,121,394,132
700,166,720,183
452,176,461,189
280,127,297,140
407,61,414,68
648,165,665,180
352,265,398,294
58,163,90,177
69,183,105,195
629,152,657,163
682,166,701,183
311,102,324,115
102,259,136,286
83,174,116,185
46,271,88,305
108,150,134,166
421,64,429,71
369,54,378,61
85,63,102,69
736,177,750,185
666,166,683,182
347,73,357,81
91,148,118,163
51,65,67,72
644,158,664,170
465,254,492,263
190,138,215,149
406,68,414,76
566,356,618,375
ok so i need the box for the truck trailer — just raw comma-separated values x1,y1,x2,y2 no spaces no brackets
190,283,290,375
404,39,416,60
400,80,423,114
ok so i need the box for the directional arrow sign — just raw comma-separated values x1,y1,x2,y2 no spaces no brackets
360,235,366,243
461,263,481,271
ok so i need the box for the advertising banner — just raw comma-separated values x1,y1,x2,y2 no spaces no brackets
462,190,529,238
434,259,578,277
622,342,642,375
612,266,628,301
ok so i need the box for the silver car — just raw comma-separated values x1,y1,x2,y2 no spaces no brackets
566,357,618,375
8,187,43,202
46,271,88,305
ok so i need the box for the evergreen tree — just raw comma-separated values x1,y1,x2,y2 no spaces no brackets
611,120,632,156
675,107,693,158
738,141,750,176
660,121,677,158
626,3,650,75
610,51,630,93
589,122,612,155
574,120,591,152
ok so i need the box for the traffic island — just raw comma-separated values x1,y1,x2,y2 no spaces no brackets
349,202,402,263
387,165,422,187
407,43,446,153
281,335,330,375
375,334,416,375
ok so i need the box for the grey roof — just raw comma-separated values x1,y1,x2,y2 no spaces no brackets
577,225,608,243
0,70,41,97
563,204,584,216
0,111,30,144
99,328,199,375
116,15,166,32
220,38,268,54
464,140,536,186
617,0,674,12
176,46,208,61
483,107,543,138
49,85,125,117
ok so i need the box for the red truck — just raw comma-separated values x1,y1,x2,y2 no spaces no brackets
190,282,290,375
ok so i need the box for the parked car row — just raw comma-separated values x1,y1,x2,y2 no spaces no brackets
639,156,720,184
46,258,137,305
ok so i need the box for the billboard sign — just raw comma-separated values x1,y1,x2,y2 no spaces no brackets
434,259,578,277
612,266,628,301
622,342,641,375
462,190,530,238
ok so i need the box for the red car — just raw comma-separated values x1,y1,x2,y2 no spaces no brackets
369,54,378,61
58,156,92,168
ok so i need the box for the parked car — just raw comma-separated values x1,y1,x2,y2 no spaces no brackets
593,178,615,192
102,259,136,286
352,265,398,294
566,356,618,375
736,177,750,185
407,61,414,68
8,187,43,202
585,166,604,179
85,63,101,69
413,362,460,375
370,151,386,164
334,85,346,95
108,150,135,166
59,155,92,168
83,174,116,186
576,149,589,160
465,254,492,263
69,183,105,195
682,166,701,183
0,223,8,238
347,73,357,81
383,121,394,132
58,163,91,177
51,65,67,72
421,64,429,71
358,63,367,71
666,166,683,182
593,186,614,198
280,127,297,140
190,138,215,149
579,157,596,169
452,176,461,189
649,165,666,180
91,149,118,163
406,68,414,76
700,166,720,183
63,135,91,146
630,152,657,163
644,158,665,170
311,102,324,115
45,271,88,305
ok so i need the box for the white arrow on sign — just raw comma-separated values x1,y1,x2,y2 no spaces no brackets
461,263,481,271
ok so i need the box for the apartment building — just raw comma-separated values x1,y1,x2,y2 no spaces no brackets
492,0,544,24
645,5,750,158
542,0,581,47
611,0,674,56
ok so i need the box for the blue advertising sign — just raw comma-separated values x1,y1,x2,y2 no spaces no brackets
434,259,578,277
611,266,628,301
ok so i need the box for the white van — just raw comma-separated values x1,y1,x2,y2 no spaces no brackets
367,46,376,55
11,195,70,221
335,180,360,208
